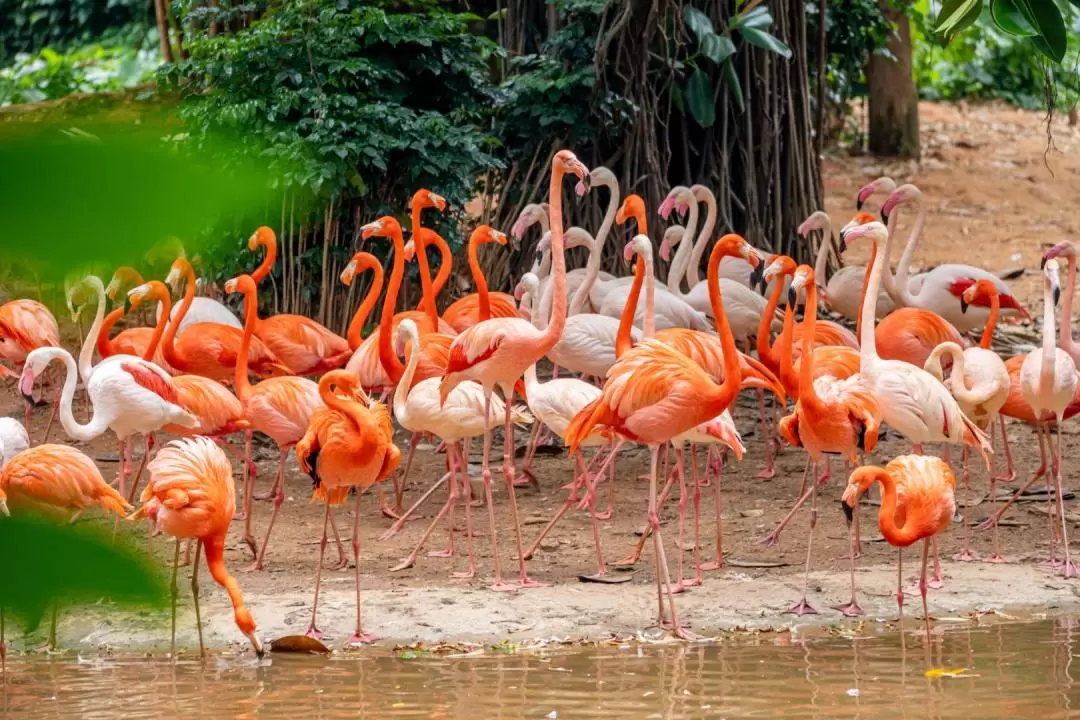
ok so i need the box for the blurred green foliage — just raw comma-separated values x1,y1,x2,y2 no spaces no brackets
0,44,159,106
0,513,167,631
0,0,151,65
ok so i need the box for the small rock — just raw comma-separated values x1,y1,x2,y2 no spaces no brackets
539,539,559,551
741,509,764,518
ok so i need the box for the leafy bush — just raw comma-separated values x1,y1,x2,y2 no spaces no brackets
0,44,159,106
0,0,150,64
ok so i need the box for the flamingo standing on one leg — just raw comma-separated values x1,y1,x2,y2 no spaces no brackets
224,274,323,570
841,455,956,639
439,150,591,591
1,444,132,650
131,437,264,657
922,280,1010,563
776,265,881,617
295,371,400,644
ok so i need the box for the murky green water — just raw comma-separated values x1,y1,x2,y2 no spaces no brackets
3,618,1080,718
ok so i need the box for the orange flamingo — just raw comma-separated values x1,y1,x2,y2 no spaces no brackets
426,227,519,333
841,455,956,638
161,257,290,383
0,298,60,439
439,150,591,592
225,273,324,570
342,251,385,353
246,227,352,375
296,370,400,643
132,437,264,657
565,233,778,638
776,265,881,616
106,264,241,331
407,189,449,326
0,443,131,650
96,289,174,374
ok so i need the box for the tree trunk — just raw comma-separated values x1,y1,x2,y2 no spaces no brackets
866,0,919,158
154,0,175,63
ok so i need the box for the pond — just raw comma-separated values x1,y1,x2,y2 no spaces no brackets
2,616,1077,718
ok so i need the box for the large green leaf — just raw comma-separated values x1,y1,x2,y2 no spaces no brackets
685,66,716,128
741,28,792,59
0,513,168,631
990,0,1037,36
701,33,737,65
723,58,745,113
1016,0,1067,61
933,0,983,40
683,7,715,40
731,5,773,31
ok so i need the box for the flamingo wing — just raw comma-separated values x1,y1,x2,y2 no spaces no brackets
120,361,180,405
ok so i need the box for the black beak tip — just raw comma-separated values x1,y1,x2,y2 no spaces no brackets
838,234,848,254
1041,255,1048,269
1054,287,1062,307
880,210,889,225
841,501,854,524
21,392,41,408
123,298,133,316
856,198,864,211
581,176,592,192
787,287,797,307
750,263,765,290
960,298,969,314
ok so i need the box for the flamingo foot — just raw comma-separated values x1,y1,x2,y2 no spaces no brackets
670,580,687,595
975,516,1000,532
389,557,416,573
452,569,475,579
1061,560,1078,579
239,560,264,573
613,553,642,568
253,489,274,501
347,633,378,646
243,535,258,559
325,555,349,571
490,581,517,592
674,626,704,641
592,509,613,521
983,553,1008,564
380,504,401,521
699,560,723,571
683,576,702,588
427,549,453,559
838,548,862,560
305,627,324,640
783,599,818,616
514,468,537,488
831,600,864,617
758,532,780,547
952,550,977,562
756,467,776,480
517,577,548,590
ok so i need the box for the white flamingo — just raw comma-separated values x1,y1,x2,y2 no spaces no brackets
0,418,28,466
660,184,756,289
801,210,895,321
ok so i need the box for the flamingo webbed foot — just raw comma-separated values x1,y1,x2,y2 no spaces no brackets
783,599,818,616
831,600,864,617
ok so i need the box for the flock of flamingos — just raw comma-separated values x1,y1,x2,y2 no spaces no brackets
0,149,1077,660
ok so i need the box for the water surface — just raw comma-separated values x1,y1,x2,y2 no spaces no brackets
3,618,1079,718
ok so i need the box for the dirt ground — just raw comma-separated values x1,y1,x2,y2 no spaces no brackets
8,101,1080,656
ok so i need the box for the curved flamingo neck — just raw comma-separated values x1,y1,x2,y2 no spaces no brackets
378,224,408,384
142,282,172,360
858,235,886,362
410,202,440,328
615,257,646,359
162,264,198,373
97,308,124,359
629,207,648,237
980,289,1000,350
47,347,110,442
393,327,421,422
541,165,569,353
811,217,834,286
79,277,109,385
346,259,384,351
1059,252,1077,357
757,272,787,371
318,376,366,429
425,231,453,305
687,188,716,287
778,298,799,395
856,241,880,342
667,195,698,295
798,276,821,408
593,175,620,258
706,240,747,397
641,246,656,339
1041,277,1057,382
893,193,926,291
872,472,920,545
234,282,258,401
251,233,278,284
202,536,256,641
467,233,492,321
568,230,601,316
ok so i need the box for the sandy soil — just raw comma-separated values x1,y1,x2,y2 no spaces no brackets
7,101,1080,656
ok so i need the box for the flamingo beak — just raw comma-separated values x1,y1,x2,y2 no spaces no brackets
787,284,797,308
18,367,35,405
247,631,264,658
841,500,853,524
750,261,765,290
0,498,8,517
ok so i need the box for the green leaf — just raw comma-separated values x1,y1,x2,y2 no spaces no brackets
0,513,168,631
685,66,716,128
990,0,1037,36
1016,0,1067,61
933,0,983,40
732,5,773,31
741,28,792,59
700,33,737,65
723,58,745,113
683,6,715,40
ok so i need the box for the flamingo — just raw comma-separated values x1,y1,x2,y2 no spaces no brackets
1017,259,1077,578
877,184,1029,332
246,227,352,375
439,149,591,591
0,443,132,650
1042,240,1080,367
659,185,756,292
0,418,28,467
433,227,519,333
679,184,757,289
382,318,532,577
923,281,1010,562
841,455,956,639
131,437,264,657
565,233,779,638
161,258,290,383
341,251,385,354
776,265,881,616
105,265,241,331
406,189,450,327
295,370,400,644
0,298,60,440
224,274,323,570
801,210,895,321
20,278,199,505
94,298,174,374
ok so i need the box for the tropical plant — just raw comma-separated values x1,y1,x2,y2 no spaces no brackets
930,0,1076,62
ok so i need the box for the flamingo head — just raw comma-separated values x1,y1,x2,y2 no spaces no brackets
361,216,398,241
838,216,885,253
1042,240,1077,268
616,194,646,227
554,149,590,189
472,225,507,248
515,272,540,303
18,348,51,405
511,203,548,241
105,267,143,301
855,176,897,210
880,183,921,225
247,226,275,252
714,234,765,284
223,274,256,297
763,255,797,293
165,257,193,293
65,276,92,322
623,234,652,264
797,211,830,239
394,318,420,358
788,264,814,308
413,189,447,213
1045,258,1062,307
659,226,684,262
125,281,162,316
659,186,692,220
959,279,999,315
840,466,885,523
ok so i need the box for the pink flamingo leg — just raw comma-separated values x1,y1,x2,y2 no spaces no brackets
785,460,820,616
480,392,513,591
41,385,60,445
992,414,1016,482
427,453,458,559
305,500,332,639
756,389,775,479
385,432,419,519
524,453,593,560
349,490,378,644
646,445,699,640
616,455,679,567
501,389,545,589
760,459,822,546
671,446,689,593
896,548,906,638
953,443,975,562
700,449,726,571
1053,422,1077,578
594,438,618,520
984,417,1006,563
125,433,156,505
686,443,703,587
831,498,864,616
918,537,933,640
519,421,543,484
245,447,288,572
240,431,258,557
379,471,450,541
388,470,459,573
978,423,1048,533
448,442,478,579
